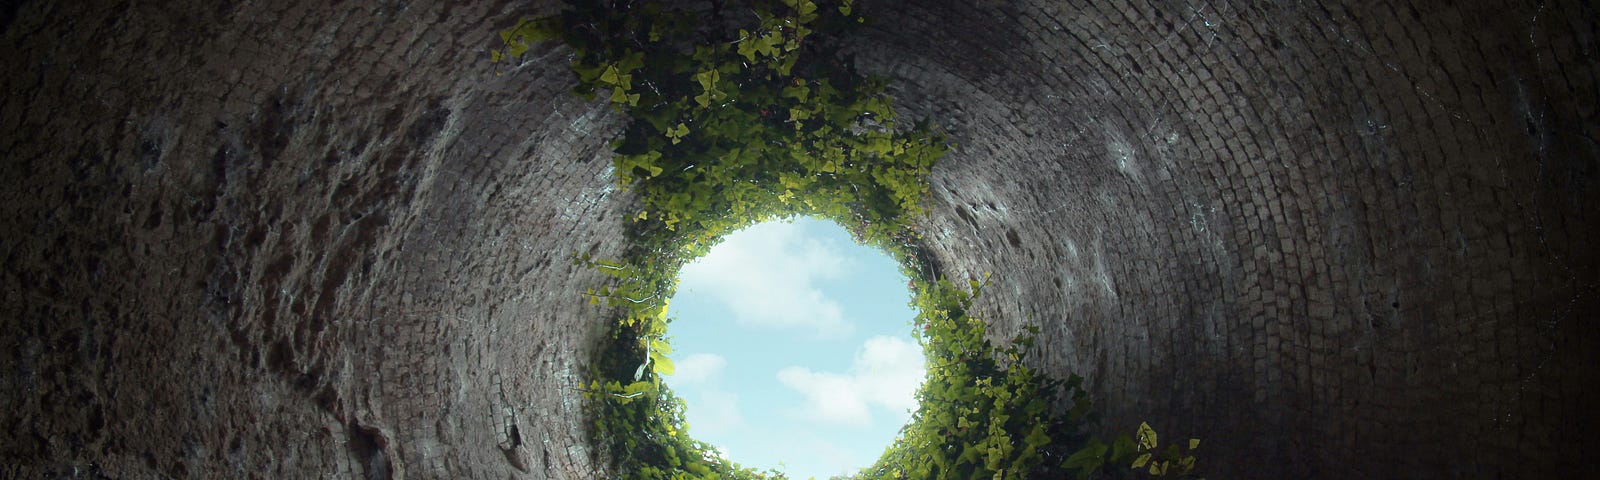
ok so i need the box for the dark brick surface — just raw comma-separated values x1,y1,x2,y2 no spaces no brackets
848,0,1598,477
1,0,1595,478
0,0,622,477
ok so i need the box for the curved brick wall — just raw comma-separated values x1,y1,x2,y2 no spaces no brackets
851,1,1599,477
2,0,1595,478
1,1,625,477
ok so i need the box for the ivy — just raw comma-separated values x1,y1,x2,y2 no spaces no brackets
494,1,1202,479
852,277,1091,480
496,0,942,259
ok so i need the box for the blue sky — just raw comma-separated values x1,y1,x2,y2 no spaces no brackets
664,217,923,479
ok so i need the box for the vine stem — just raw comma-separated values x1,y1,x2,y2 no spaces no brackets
568,386,650,400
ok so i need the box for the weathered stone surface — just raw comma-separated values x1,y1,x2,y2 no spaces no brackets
1,0,1594,478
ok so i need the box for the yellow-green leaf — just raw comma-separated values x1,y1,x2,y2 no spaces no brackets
652,353,675,375
649,338,673,355
1138,422,1158,450
1189,438,1200,449
1132,453,1151,469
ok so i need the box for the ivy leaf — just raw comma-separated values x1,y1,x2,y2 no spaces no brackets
1138,422,1158,450
737,30,758,61
573,63,604,83
609,87,631,105
782,84,810,101
651,351,675,376
1062,439,1106,471
1023,426,1050,449
1179,455,1197,471
649,338,673,355
622,380,653,397
666,123,690,144
1132,453,1152,469
618,50,645,72
1111,434,1136,463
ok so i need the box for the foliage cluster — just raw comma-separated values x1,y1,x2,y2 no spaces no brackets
1062,422,1203,479
497,0,943,261
494,1,1202,479
851,277,1092,480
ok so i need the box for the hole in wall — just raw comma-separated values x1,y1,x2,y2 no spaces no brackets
663,217,924,479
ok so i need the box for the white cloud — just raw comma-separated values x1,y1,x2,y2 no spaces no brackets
671,353,727,385
678,220,854,338
777,336,926,427
776,367,872,425
668,354,744,436
686,389,745,437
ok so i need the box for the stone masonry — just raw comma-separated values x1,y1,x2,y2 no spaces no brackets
2,0,1595,478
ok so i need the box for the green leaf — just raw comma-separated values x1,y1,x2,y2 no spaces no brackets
1062,439,1106,469
737,30,758,61
649,338,673,355
1138,422,1158,450
1022,426,1050,449
618,50,645,72
1132,453,1152,469
1111,434,1136,463
1189,438,1201,449
651,351,675,376
666,123,690,144
782,84,810,101
622,380,653,396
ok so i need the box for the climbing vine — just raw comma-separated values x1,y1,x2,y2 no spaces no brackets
493,1,1202,478
854,276,1086,480
496,0,941,259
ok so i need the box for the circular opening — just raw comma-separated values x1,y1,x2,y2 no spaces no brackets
665,217,924,479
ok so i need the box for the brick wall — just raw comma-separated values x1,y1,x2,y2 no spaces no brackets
0,0,625,477
1,0,1594,478
848,0,1598,477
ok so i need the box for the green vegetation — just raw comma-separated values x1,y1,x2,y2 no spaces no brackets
856,276,1089,479
494,1,1202,478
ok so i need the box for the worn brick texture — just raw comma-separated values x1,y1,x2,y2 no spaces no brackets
1,0,1595,479
1,0,626,478
848,0,1599,477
